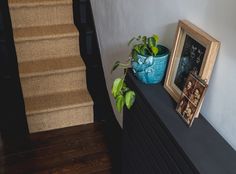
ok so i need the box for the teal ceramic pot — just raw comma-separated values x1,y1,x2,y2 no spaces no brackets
131,45,169,84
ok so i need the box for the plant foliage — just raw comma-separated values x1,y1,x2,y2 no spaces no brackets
129,34,159,61
111,34,159,112
111,77,135,112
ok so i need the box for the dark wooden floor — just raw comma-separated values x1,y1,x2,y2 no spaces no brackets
0,123,112,174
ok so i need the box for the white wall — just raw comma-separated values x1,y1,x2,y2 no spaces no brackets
91,0,236,150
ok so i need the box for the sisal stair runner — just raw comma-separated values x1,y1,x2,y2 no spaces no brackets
9,0,74,28
8,0,94,133
13,24,80,62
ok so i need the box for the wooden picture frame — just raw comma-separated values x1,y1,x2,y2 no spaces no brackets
176,72,208,127
164,20,220,102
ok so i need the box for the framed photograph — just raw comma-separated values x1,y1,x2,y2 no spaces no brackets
164,20,220,102
176,72,208,127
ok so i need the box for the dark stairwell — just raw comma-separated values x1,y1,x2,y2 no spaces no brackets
73,1,122,173
0,0,121,173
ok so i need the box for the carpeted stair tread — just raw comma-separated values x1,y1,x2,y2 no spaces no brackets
9,0,94,132
19,55,85,78
25,90,93,115
9,0,73,29
9,0,72,8
14,24,78,42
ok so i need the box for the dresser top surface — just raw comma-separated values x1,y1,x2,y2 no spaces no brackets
127,71,236,174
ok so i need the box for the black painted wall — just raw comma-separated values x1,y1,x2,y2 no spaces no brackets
0,0,29,143
73,0,115,123
73,1,122,173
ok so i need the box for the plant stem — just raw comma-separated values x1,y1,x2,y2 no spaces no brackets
119,63,130,67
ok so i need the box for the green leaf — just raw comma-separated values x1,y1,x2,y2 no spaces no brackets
125,91,135,109
151,46,159,56
148,37,155,48
116,95,125,112
140,45,147,55
153,34,159,45
133,45,140,53
132,50,138,61
123,82,127,88
142,36,147,45
112,78,123,98
111,61,120,73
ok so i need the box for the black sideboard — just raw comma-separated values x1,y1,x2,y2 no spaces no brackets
122,71,236,174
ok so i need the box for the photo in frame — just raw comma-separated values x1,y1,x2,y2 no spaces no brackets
164,20,220,102
176,72,208,127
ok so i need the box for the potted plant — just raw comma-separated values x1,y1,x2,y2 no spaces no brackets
111,34,169,112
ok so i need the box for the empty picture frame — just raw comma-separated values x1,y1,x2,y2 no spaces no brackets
164,20,220,102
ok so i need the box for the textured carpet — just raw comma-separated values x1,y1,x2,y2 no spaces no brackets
9,0,94,133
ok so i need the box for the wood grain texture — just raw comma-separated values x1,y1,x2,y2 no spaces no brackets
0,123,112,174
164,19,220,102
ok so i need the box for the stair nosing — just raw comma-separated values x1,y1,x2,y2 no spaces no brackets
14,24,79,43
25,89,94,116
19,55,85,78
26,101,93,116
20,66,86,78
9,0,72,8
14,32,78,43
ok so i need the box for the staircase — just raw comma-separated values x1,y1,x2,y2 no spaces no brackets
8,0,94,133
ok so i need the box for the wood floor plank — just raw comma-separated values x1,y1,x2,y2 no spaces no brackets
35,152,112,174
90,169,112,174
30,123,104,147
0,123,112,174
0,123,104,156
0,135,107,166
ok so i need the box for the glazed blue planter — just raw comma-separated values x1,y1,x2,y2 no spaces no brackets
131,45,169,84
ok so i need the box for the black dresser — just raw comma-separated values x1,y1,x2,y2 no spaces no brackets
122,71,236,174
